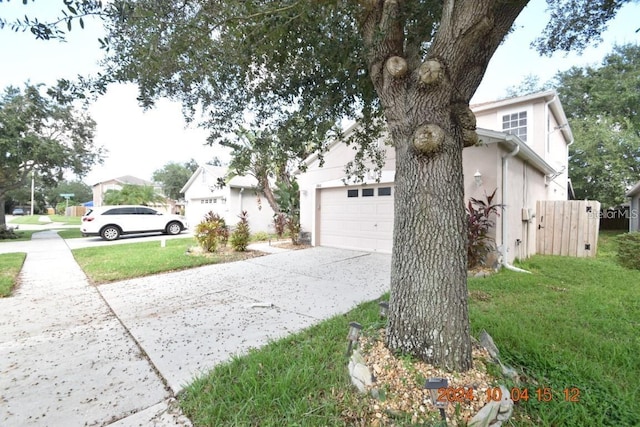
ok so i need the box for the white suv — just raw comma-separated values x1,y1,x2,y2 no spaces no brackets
81,205,188,241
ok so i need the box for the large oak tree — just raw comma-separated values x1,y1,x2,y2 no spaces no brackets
5,0,630,370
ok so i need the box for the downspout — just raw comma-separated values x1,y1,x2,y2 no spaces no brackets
502,137,531,274
239,187,244,212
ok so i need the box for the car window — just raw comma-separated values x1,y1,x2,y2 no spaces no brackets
104,207,137,215
137,207,158,215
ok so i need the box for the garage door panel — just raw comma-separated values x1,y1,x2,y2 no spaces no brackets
318,186,394,253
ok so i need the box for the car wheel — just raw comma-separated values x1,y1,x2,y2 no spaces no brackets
166,221,182,235
101,225,121,241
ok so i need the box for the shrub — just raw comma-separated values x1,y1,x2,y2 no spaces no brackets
287,214,301,245
467,189,502,269
0,226,19,240
616,232,640,270
230,211,251,251
251,231,270,242
273,213,287,238
194,212,229,252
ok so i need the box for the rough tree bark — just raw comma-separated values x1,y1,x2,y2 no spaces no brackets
359,0,528,371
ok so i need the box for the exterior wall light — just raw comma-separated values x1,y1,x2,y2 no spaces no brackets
424,377,448,421
474,170,483,187
378,301,389,317
346,321,362,356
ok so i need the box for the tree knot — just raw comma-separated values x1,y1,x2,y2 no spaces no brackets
385,56,408,78
418,59,445,85
413,124,445,154
452,103,479,147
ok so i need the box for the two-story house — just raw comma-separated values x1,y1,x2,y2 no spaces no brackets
296,90,573,263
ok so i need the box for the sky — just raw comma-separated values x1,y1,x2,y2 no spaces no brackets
1,0,639,185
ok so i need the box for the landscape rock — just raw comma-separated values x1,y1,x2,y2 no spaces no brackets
348,350,374,393
468,385,513,427
479,330,500,361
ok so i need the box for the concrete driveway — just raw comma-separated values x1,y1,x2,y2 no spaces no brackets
0,230,390,426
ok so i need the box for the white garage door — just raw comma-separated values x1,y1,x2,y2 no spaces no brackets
318,185,394,253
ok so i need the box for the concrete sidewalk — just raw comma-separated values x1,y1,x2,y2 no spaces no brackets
0,231,190,426
0,231,391,426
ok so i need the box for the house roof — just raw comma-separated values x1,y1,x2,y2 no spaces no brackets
180,164,260,194
626,180,640,197
92,175,155,187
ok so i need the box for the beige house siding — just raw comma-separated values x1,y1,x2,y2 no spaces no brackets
472,91,572,201
299,139,552,263
298,91,570,263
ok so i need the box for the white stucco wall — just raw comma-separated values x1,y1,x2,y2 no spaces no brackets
228,188,275,233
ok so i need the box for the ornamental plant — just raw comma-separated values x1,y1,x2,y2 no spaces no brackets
467,189,502,269
230,211,251,252
194,211,228,253
273,213,287,239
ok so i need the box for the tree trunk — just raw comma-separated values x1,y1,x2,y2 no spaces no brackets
358,0,528,371
387,128,472,371
256,172,282,215
0,196,6,228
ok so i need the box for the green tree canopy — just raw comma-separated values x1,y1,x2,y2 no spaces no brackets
46,179,93,207
0,83,103,225
554,44,640,206
556,44,640,131
569,116,640,207
5,0,631,371
152,160,198,201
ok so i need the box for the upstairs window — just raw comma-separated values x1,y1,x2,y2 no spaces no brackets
502,111,527,141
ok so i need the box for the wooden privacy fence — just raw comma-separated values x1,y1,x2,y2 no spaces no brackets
536,200,601,257
65,206,87,217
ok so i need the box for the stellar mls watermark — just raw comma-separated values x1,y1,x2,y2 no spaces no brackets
588,208,639,220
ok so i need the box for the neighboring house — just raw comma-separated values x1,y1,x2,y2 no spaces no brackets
180,165,276,233
92,175,157,204
626,180,640,232
297,90,573,264
91,175,177,214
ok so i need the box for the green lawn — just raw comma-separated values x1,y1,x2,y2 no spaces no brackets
0,253,26,297
55,228,83,239
72,238,263,284
7,214,82,226
179,230,640,426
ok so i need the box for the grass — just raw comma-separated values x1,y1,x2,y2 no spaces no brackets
55,228,83,239
0,229,40,242
0,253,26,297
0,227,81,242
180,300,382,426
72,238,263,284
178,230,640,426
7,214,81,226
468,231,639,425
